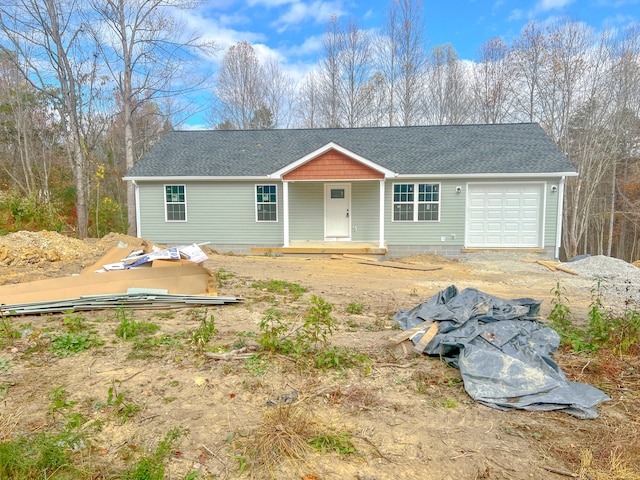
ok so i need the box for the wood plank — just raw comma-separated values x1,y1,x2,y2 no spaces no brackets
413,322,440,354
521,259,579,275
251,247,387,255
358,261,442,272
388,322,432,344
341,254,380,262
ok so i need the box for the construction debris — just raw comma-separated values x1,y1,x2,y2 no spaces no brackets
1,292,241,316
394,285,610,419
0,238,241,315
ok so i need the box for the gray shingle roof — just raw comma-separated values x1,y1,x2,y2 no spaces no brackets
124,123,576,178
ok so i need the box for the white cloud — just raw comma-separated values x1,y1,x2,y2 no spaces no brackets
247,0,296,7
535,0,575,13
507,8,524,21
271,0,346,32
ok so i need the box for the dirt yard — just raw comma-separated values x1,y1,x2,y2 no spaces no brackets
1,231,638,479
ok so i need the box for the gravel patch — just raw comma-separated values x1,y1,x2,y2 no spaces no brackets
560,255,640,307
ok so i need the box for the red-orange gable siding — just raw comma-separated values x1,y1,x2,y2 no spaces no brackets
282,150,385,180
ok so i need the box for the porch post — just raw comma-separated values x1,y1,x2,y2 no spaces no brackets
379,179,385,249
283,181,290,247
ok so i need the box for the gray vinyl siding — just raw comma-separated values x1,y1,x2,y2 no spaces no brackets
137,181,283,245
289,183,324,241
384,179,466,246
351,181,380,241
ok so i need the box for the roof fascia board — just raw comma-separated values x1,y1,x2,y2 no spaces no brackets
270,142,395,179
393,172,578,179
123,176,276,182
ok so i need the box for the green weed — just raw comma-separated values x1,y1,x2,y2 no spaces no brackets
189,310,218,351
0,317,20,341
258,308,290,352
548,281,573,332
308,432,355,455
121,427,189,480
0,431,80,479
99,382,141,424
50,332,103,357
252,279,306,300
244,354,270,376
346,302,364,314
441,398,458,408
313,346,370,371
216,268,236,286
115,308,160,340
62,312,88,333
48,386,76,414
548,280,640,354
297,295,334,350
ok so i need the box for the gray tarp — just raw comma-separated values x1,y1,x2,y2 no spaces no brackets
393,285,610,419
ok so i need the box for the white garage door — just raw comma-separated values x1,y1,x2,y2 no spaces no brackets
466,183,544,248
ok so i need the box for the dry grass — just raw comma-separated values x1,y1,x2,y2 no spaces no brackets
0,409,21,441
237,402,315,478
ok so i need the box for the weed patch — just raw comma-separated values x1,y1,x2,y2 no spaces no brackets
114,308,160,340
50,332,103,357
121,427,190,480
252,279,306,300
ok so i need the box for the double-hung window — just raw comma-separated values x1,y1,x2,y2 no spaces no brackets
256,184,277,222
393,183,440,221
165,185,186,221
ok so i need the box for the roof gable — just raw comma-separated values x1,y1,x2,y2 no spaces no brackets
275,142,390,180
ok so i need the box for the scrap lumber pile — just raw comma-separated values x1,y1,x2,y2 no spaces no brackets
0,241,241,315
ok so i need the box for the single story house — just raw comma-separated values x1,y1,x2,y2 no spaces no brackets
123,123,577,258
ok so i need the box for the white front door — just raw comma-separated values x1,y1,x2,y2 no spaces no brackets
325,183,351,239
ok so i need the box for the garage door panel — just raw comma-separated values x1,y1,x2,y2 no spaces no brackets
467,183,543,248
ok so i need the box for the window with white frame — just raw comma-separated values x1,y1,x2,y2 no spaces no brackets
165,184,186,221
256,184,277,222
393,183,440,221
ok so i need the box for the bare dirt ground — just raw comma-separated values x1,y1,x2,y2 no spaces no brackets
1,231,639,479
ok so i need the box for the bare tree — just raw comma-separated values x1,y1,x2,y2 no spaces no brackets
472,37,513,124
88,0,216,235
0,51,57,197
377,0,399,125
603,26,640,259
262,57,296,128
336,18,373,128
0,0,100,238
389,0,428,126
211,41,265,130
318,15,343,128
424,43,470,125
510,21,548,123
297,68,323,128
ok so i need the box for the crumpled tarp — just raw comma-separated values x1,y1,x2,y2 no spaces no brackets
393,285,610,419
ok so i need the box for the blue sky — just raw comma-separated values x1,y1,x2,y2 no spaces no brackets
180,0,639,127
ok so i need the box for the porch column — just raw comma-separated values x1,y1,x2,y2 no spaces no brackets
283,181,290,247
379,179,385,249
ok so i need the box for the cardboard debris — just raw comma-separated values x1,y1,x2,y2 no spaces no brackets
0,264,214,305
0,240,226,313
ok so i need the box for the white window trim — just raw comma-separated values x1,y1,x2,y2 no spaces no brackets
391,182,441,222
255,184,278,222
164,184,187,222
